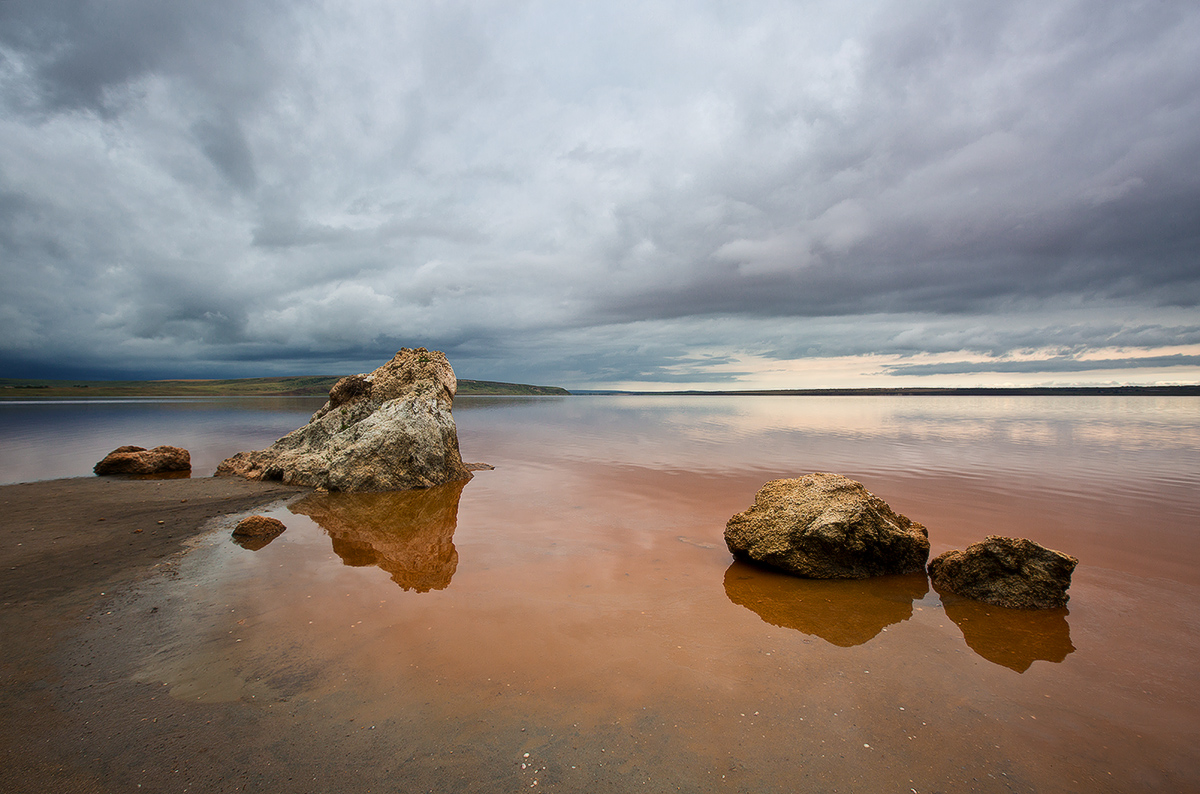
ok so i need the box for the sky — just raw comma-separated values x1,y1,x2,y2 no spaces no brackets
1,0,1198,390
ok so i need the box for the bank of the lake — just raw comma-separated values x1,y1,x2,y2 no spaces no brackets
0,376,570,398
0,476,309,793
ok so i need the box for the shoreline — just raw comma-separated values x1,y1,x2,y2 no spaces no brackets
0,475,310,792
0,376,570,398
0,476,310,605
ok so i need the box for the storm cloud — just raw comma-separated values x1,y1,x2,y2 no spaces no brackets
2,0,1198,387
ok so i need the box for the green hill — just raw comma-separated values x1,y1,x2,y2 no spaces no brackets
0,376,569,398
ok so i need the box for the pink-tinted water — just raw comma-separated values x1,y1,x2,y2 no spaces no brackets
20,395,1200,791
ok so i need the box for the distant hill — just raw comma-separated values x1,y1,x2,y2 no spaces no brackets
0,376,569,398
456,379,570,396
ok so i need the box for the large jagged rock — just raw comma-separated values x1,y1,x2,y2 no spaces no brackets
94,445,191,475
215,348,472,492
724,473,930,579
928,535,1077,609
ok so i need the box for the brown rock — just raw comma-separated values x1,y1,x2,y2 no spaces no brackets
232,515,287,538
928,535,1077,609
94,445,191,475
216,348,471,492
231,514,287,551
724,473,930,579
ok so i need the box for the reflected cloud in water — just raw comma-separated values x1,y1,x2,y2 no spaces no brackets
937,591,1075,673
723,561,929,647
290,481,466,593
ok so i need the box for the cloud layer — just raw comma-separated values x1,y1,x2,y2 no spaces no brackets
2,0,1198,387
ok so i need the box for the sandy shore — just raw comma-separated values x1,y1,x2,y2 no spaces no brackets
0,475,308,793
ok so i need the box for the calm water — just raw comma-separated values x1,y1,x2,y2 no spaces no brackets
4,394,1200,791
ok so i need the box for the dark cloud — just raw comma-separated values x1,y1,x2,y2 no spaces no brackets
193,116,258,192
0,1,1197,386
0,0,291,113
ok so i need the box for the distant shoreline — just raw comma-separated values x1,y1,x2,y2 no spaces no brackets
3,378,1197,399
0,376,570,398
573,385,1200,396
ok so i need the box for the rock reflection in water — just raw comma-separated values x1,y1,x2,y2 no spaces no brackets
937,591,1075,673
231,533,279,552
290,481,466,593
723,561,929,647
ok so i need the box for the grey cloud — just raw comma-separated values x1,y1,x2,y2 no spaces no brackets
193,116,258,192
884,354,1200,377
0,0,292,115
1,0,1198,385
753,317,1200,360
252,217,352,249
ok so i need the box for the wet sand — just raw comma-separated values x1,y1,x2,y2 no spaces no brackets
0,476,308,793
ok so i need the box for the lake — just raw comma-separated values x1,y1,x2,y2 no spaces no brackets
2,394,1198,791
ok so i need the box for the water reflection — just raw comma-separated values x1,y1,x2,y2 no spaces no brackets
231,531,283,552
723,561,929,647
290,481,466,593
937,591,1075,673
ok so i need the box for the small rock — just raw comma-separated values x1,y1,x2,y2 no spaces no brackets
94,445,191,475
233,515,286,537
231,515,287,550
928,535,1077,609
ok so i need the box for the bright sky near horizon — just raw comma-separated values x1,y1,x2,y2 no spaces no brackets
1,0,1198,390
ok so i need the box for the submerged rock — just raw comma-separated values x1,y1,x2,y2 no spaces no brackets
216,348,472,492
928,535,1077,609
94,445,191,475
724,473,930,579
